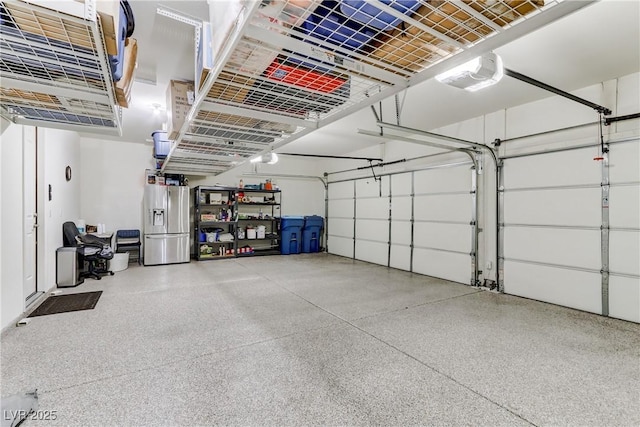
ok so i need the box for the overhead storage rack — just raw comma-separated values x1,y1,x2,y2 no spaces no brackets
0,0,122,135
161,0,594,176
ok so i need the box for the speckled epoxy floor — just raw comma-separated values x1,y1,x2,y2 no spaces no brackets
2,253,639,426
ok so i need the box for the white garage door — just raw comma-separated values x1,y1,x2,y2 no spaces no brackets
501,140,640,321
608,140,640,322
412,165,475,285
328,161,476,286
327,180,355,259
354,176,391,266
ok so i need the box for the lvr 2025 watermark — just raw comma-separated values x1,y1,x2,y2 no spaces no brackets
3,409,58,421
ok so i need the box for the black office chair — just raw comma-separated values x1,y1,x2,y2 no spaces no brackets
115,229,141,265
62,221,114,280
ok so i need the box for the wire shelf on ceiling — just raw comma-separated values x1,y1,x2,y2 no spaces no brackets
158,0,576,176
0,0,121,135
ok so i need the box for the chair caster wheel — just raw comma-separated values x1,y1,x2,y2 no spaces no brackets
109,272,115,276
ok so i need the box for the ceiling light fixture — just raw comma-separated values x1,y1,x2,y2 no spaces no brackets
250,153,279,165
435,52,504,92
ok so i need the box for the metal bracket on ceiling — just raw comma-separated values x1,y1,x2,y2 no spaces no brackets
156,6,202,28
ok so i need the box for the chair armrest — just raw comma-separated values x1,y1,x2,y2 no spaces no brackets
79,242,104,250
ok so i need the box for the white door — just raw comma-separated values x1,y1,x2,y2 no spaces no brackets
411,165,475,285
23,126,37,301
328,162,476,286
501,147,602,314
354,176,391,266
327,181,355,258
607,140,640,322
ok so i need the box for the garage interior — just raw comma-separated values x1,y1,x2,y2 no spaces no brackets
1,0,639,425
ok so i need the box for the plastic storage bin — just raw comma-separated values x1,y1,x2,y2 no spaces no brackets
340,0,422,31
108,2,127,81
152,130,171,159
280,216,305,255
299,0,376,51
302,215,324,253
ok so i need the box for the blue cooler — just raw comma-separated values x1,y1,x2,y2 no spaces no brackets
280,216,305,255
302,216,324,253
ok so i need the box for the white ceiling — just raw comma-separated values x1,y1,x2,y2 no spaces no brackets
88,0,640,157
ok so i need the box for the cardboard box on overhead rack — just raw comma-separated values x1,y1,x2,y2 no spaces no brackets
196,22,213,93
114,38,137,108
5,1,95,51
73,0,122,55
166,80,195,141
370,0,544,73
94,0,121,55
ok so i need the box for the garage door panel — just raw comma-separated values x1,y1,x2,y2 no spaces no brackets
414,166,471,193
356,198,388,220
355,240,388,266
504,227,600,270
328,236,353,258
609,186,640,228
391,221,411,245
609,141,639,183
356,178,388,198
610,231,640,276
504,188,600,226
328,218,353,238
414,194,471,222
414,222,470,253
504,148,600,188
390,245,411,271
391,173,412,196
328,199,353,217
391,197,411,220
355,219,387,242
413,248,469,284
504,261,602,314
609,276,640,323
329,182,353,199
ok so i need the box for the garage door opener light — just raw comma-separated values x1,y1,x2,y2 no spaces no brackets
436,52,504,92
250,153,279,165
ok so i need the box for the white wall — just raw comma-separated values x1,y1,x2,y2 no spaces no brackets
1,123,81,329
39,128,82,292
79,138,155,235
0,120,3,328
1,120,25,329
190,156,326,217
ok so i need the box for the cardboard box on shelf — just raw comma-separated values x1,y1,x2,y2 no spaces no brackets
16,0,121,56
114,38,137,108
93,0,121,55
166,80,195,140
196,22,213,93
73,0,121,55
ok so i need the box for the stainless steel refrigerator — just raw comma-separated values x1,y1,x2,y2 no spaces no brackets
143,185,190,266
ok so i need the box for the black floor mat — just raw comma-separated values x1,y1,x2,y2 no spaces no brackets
28,291,103,317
